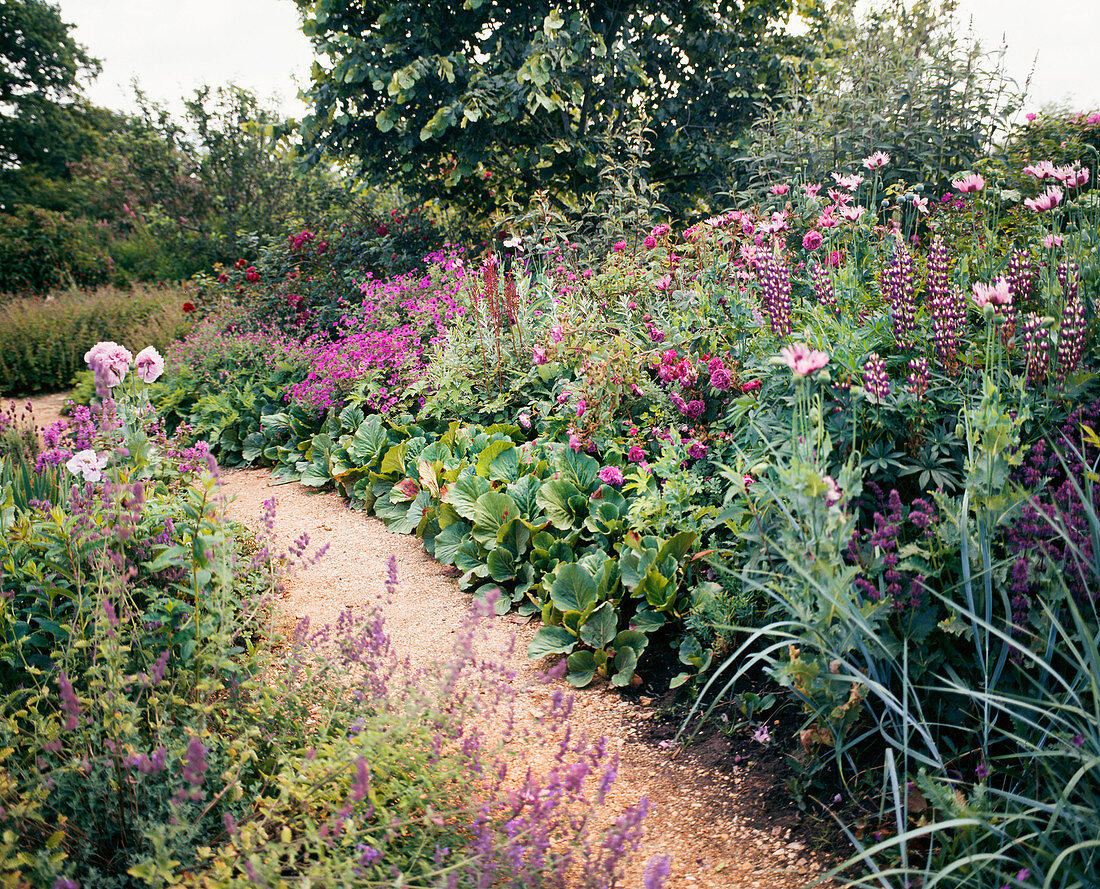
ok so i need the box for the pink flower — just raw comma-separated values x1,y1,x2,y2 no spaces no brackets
824,475,843,506
818,207,839,229
66,448,109,483
831,172,865,190
742,379,761,393
549,324,564,342
913,196,929,215
576,400,587,417
597,465,624,486
1024,186,1063,212
1026,112,1037,122
839,205,865,222
613,240,627,252
655,274,672,291
802,230,823,251
628,445,646,463
770,184,790,195
643,235,657,250
972,278,1013,309
245,266,260,282
1023,160,1056,179
84,340,133,387
779,343,830,376
518,412,531,428
862,151,890,170
568,433,583,452
743,474,755,487
803,183,822,198
825,250,844,268
1042,234,1063,249
532,344,547,365
687,440,708,460
134,346,164,384
952,173,985,193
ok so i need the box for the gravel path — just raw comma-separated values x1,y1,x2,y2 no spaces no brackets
220,468,830,889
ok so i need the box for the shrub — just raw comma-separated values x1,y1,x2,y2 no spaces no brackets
0,285,192,396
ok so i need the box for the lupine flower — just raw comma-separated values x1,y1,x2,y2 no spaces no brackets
1006,250,1035,305
810,264,838,312
862,150,890,170
1056,284,1085,382
758,254,792,337
863,353,890,400
779,343,829,376
952,173,985,192
1024,186,1063,212
925,236,964,370
906,357,930,400
134,346,164,384
598,466,624,486
884,237,917,349
1021,313,1051,386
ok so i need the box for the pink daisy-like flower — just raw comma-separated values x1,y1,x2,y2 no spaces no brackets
1024,186,1063,212
831,172,865,190
862,151,890,170
972,278,1013,309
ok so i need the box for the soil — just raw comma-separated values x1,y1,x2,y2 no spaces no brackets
218,469,835,889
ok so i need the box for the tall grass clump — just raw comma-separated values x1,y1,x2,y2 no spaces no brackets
0,285,192,396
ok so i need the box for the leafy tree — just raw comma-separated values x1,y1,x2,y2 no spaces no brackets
294,0,798,216
0,0,108,209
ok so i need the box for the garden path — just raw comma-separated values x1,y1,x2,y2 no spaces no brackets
219,468,831,889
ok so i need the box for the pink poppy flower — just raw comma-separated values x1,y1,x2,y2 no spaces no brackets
134,346,164,384
972,278,1013,308
779,343,830,376
862,151,890,170
1042,234,1063,249
655,274,672,291
597,466,624,486
952,174,985,193
802,230,823,251
831,172,865,190
770,184,790,195
1024,186,1063,212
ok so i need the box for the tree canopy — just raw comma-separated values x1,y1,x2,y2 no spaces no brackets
294,0,798,215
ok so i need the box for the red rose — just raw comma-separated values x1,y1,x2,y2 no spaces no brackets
182,302,196,313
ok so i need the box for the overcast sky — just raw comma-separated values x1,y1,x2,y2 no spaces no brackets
56,0,1100,120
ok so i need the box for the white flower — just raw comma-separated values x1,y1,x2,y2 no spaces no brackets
66,449,109,483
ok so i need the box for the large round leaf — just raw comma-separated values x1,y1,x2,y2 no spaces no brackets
471,491,519,545
527,625,577,659
579,601,617,649
550,562,598,615
536,478,582,530
432,520,471,565
443,473,490,521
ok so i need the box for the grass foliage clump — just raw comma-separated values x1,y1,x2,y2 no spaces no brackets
0,285,191,396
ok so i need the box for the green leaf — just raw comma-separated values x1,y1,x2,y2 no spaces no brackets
496,517,530,556
536,477,582,530
487,546,517,582
350,415,388,465
476,440,518,481
579,601,617,649
507,474,543,519
433,521,470,565
444,473,490,521
566,650,597,687
560,448,599,492
471,491,519,545
550,563,598,614
527,625,577,659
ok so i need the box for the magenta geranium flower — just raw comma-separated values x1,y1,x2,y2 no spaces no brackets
597,465,624,486
952,173,985,193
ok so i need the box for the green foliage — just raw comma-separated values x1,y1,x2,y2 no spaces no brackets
295,0,799,216
0,285,191,395
742,0,1022,195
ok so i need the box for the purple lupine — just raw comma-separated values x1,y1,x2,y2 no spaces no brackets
906,357,930,400
862,353,890,400
1057,259,1079,301
1056,293,1086,381
1006,249,1036,306
1021,313,1051,386
883,236,917,349
810,264,838,312
758,253,792,338
925,235,964,371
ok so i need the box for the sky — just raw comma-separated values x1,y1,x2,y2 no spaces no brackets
56,0,1100,120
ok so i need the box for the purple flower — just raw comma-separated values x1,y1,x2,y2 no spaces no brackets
975,762,991,780
627,445,646,463
687,441,708,460
752,724,771,744
643,855,672,889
